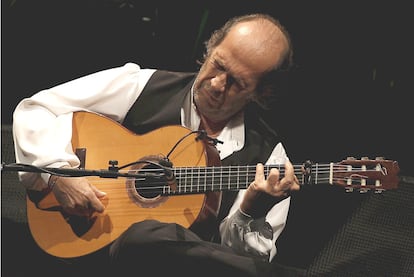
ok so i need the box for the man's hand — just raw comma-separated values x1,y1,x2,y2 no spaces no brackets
50,176,107,217
240,161,300,219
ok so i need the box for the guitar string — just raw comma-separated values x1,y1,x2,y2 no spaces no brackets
113,164,354,175
4,163,387,178
5,162,386,193
114,163,379,172
87,165,384,180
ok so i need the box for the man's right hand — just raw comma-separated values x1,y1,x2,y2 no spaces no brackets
49,176,107,217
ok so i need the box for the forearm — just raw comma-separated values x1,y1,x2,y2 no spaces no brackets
218,142,291,261
13,107,78,190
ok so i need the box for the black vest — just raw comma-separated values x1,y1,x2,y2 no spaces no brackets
123,70,282,240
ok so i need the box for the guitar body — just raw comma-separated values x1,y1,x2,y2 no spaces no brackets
26,111,221,258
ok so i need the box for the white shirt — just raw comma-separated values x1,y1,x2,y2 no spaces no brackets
12,62,290,261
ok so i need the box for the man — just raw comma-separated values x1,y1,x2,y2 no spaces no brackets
13,13,302,276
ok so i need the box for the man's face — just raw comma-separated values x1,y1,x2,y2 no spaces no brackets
193,21,288,124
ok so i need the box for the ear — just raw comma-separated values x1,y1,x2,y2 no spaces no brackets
261,86,274,98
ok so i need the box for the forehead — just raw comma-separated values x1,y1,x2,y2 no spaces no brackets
213,20,287,78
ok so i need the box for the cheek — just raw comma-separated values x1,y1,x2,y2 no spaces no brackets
196,64,214,86
194,76,211,94
228,89,254,104
224,93,251,111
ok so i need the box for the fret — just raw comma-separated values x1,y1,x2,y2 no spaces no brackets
211,166,215,191
228,166,232,190
329,162,333,185
197,166,201,193
174,168,179,194
300,168,305,185
219,167,223,191
189,167,193,192
228,165,236,191
230,165,236,190
204,166,207,192
237,166,240,190
184,167,189,193
182,167,186,193
191,166,197,193
239,166,247,189
178,167,183,193
246,165,249,189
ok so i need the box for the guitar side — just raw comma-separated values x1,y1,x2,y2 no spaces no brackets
27,111,215,258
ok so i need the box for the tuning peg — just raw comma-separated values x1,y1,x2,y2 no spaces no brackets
361,156,369,160
345,187,354,193
375,157,385,160
346,156,355,160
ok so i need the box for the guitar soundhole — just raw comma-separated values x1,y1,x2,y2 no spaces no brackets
125,155,171,208
135,164,166,198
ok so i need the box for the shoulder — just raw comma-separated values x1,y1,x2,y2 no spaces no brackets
149,69,196,80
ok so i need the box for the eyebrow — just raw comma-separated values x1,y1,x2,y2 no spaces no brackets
213,56,247,89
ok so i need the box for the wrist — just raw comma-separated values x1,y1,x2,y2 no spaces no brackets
48,176,60,191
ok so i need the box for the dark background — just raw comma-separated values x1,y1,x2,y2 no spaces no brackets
2,0,412,176
2,1,413,276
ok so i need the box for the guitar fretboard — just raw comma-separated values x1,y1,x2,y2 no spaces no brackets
147,164,332,195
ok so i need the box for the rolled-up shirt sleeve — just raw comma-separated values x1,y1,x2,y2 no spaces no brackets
220,209,274,261
219,142,291,261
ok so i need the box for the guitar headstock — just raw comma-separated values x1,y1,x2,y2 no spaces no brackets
333,157,400,193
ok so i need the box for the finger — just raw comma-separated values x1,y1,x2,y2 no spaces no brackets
291,175,301,191
284,161,301,191
254,163,265,184
284,161,295,181
88,193,105,213
91,185,107,198
80,184,105,213
267,168,280,186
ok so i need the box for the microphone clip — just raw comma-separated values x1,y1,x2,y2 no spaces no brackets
196,130,224,146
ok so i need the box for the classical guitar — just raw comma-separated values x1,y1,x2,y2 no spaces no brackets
23,111,400,258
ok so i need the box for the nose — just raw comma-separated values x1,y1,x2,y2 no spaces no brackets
210,72,227,92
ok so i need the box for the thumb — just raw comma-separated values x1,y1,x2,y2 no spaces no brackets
89,186,106,213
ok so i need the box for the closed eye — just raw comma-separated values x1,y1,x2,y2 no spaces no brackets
210,59,246,90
